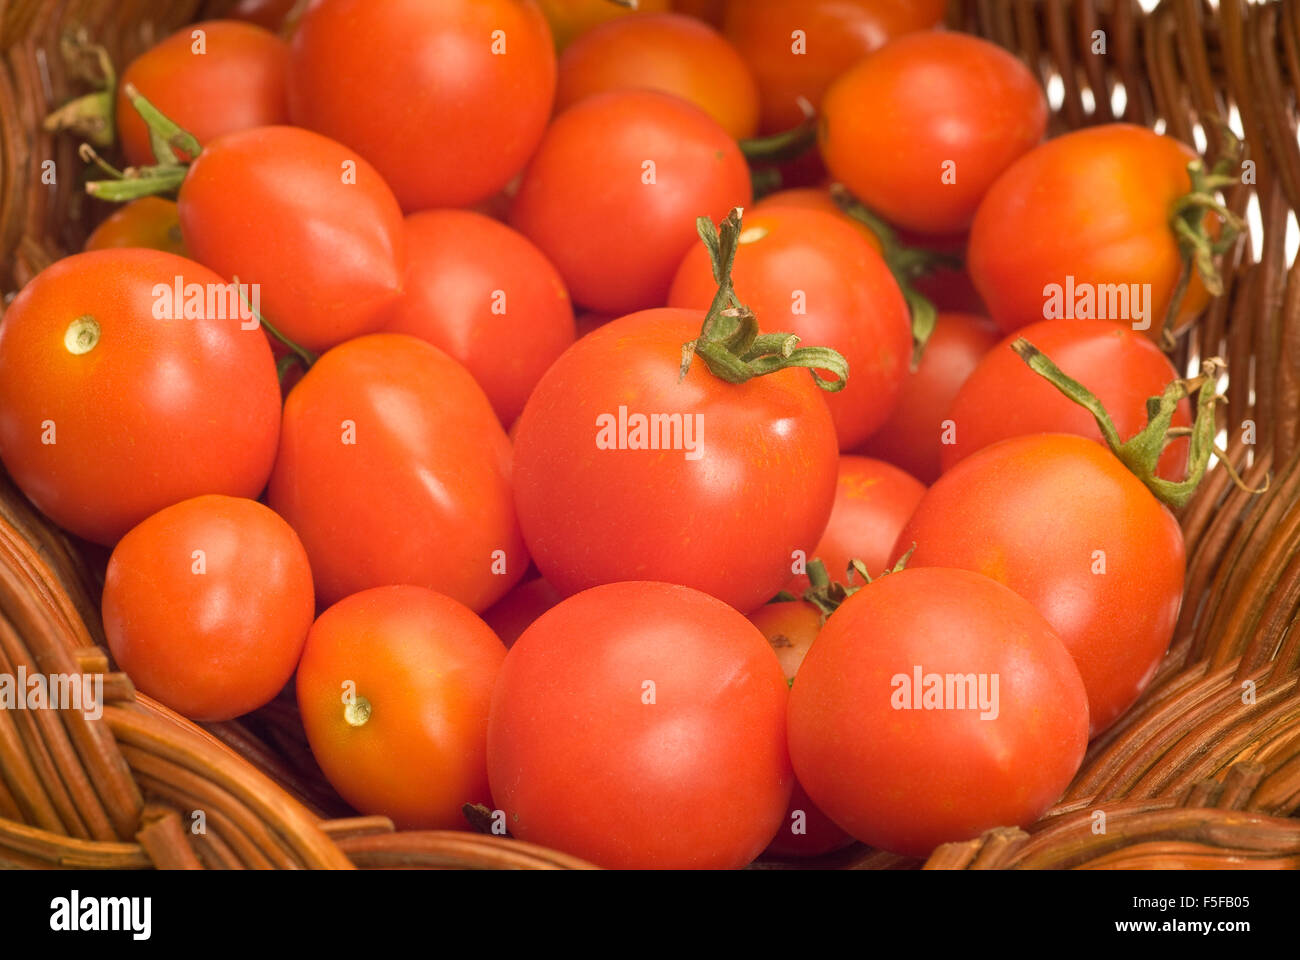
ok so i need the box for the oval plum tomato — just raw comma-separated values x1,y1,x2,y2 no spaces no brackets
102,495,313,722
669,206,910,448
788,567,1089,858
896,434,1185,736
0,249,280,545
297,585,506,829
382,210,574,427
84,197,187,257
942,318,1191,480
288,0,556,211
783,456,925,596
755,187,882,252
968,124,1212,339
510,90,751,314
539,0,671,50
178,125,404,353
117,20,288,168
858,312,999,484
556,13,759,139
512,308,838,614
481,578,563,648
819,31,1047,236
267,334,527,612
724,0,945,134
487,580,792,869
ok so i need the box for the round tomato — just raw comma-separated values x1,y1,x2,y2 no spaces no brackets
487,580,792,869
673,0,727,27
297,585,506,829
539,0,671,49
0,249,281,545
227,0,297,32
103,495,313,722
84,197,187,257
755,187,882,251
481,577,563,648
510,90,751,315
288,0,556,211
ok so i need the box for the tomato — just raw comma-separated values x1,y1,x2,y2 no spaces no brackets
896,434,1185,736
820,31,1047,236
0,249,280,545
512,308,838,614
904,233,986,315
267,334,526,612
227,0,297,32
724,0,945,134
538,0,671,50
669,206,910,448
858,312,999,484
178,125,404,353
382,210,575,426
84,197,187,257
510,90,751,315
755,187,881,251
481,577,563,648
288,0,556,211
788,567,1089,857
556,13,759,139
968,124,1212,339
102,495,313,722
673,0,727,27
297,585,506,829
942,318,1191,480
117,20,288,167
487,580,792,869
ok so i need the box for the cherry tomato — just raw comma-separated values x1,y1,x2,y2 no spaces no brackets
0,249,281,545
84,197,187,257
481,577,563,648
896,434,1185,736
117,20,288,167
227,0,297,32
673,0,727,27
297,585,506,829
512,309,838,614
267,334,527,612
755,187,882,251
103,495,313,722
382,210,575,426
487,580,792,869
288,0,556,211
510,90,751,315
539,0,671,50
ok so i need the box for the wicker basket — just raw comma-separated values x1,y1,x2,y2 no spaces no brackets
2,0,1299,870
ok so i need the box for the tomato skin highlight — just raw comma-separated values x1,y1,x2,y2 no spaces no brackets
487,580,793,869
84,197,187,257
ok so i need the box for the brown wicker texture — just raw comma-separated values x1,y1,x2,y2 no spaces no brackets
0,0,1298,870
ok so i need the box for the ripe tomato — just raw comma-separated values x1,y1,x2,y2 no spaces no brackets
297,585,506,829
481,577,563,648
858,312,998,484
788,567,1089,857
178,125,404,353
539,0,671,49
942,318,1191,480
0,250,280,545
896,434,1185,736
669,206,910,449
556,13,759,140
102,495,313,722
510,90,751,315
227,0,297,32
84,197,187,257
267,334,526,612
487,581,792,869
117,20,288,167
968,124,1211,339
673,0,727,27
512,308,838,614
382,210,575,426
288,0,556,211
754,187,882,252
819,32,1047,235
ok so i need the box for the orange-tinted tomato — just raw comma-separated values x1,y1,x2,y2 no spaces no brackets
84,197,187,257
755,187,882,251
538,0,671,49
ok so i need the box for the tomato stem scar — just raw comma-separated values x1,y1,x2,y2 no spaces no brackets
344,695,372,727
64,316,101,355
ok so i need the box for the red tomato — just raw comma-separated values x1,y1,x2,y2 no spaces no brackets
227,0,297,32
820,32,1047,235
896,434,1185,736
267,334,527,611
539,0,671,49
487,581,792,869
512,308,838,614
297,585,506,829
673,0,727,27
0,250,280,545
288,0,556,211
117,20,288,167
942,318,1191,480
858,312,999,484
178,125,404,353
788,567,1088,857
103,495,313,722
669,206,910,448
382,210,575,426
510,90,751,315
755,187,882,252
84,197,187,257
481,577,563,648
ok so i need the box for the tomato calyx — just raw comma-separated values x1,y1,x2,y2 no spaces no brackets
776,550,915,622
679,208,850,392
82,84,198,202
739,96,817,166
42,32,117,149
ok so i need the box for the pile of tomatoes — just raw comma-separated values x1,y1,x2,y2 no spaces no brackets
0,0,1236,869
